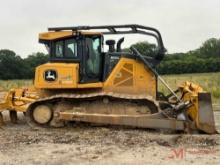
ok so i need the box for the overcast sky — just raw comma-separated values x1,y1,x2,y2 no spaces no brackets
0,0,219,57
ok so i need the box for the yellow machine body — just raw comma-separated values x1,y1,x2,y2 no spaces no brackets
35,63,79,89
34,58,156,98
37,29,156,96
103,58,156,97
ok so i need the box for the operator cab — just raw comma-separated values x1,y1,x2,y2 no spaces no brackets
39,32,104,83
39,25,166,85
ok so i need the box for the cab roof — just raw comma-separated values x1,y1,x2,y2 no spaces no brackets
39,31,102,41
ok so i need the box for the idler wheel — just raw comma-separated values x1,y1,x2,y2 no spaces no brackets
32,105,53,124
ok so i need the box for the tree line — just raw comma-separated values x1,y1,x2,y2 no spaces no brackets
131,38,220,74
0,38,220,79
0,50,49,79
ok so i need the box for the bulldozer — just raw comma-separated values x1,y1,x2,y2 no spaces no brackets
0,24,217,134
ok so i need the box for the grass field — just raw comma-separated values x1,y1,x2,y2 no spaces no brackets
159,72,220,104
0,72,220,103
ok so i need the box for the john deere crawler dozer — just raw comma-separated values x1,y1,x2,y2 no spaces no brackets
0,24,217,134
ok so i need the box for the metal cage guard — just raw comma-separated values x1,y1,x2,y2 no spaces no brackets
48,24,166,55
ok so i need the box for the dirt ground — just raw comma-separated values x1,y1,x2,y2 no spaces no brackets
0,111,220,165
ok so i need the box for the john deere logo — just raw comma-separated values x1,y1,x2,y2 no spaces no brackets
44,70,57,81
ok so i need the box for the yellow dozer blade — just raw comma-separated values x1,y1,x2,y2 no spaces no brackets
197,93,216,133
179,81,217,134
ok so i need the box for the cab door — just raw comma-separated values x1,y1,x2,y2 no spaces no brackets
80,36,102,83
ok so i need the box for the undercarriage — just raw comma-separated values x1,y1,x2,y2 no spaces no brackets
0,83,217,134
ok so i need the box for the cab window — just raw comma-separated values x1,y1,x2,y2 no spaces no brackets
54,38,77,58
55,41,63,57
65,39,77,58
